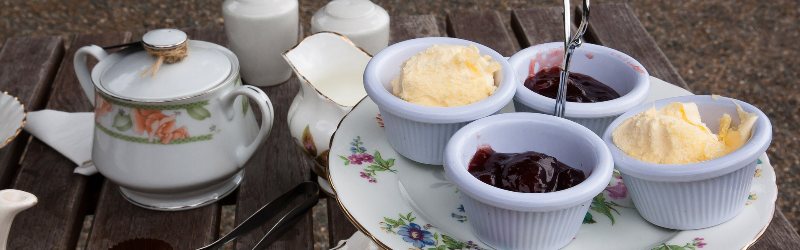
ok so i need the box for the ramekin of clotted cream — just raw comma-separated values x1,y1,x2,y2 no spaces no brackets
602,95,772,230
363,37,516,165
391,44,501,107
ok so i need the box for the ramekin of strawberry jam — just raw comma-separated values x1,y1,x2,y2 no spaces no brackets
468,146,586,193
509,42,650,135
524,67,620,103
444,112,613,250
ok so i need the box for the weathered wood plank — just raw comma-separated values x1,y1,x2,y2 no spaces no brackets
327,197,357,247
232,79,314,250
231,26,316,248
8,33,122,250
87,182,221,249
583,3,689,90
86,28,222,250
512,7,574,47
446,10,519,56
0,36,63,188
752,209,800,249
325,14,444,246
390,15,441,44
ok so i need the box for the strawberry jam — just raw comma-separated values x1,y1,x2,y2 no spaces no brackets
524,67,620,103
467,146,586,193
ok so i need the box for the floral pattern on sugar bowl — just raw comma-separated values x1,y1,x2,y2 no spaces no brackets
92,94,245,145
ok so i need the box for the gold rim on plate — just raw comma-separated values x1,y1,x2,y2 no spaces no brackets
0,91,26,149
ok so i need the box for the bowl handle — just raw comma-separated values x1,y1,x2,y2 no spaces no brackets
222,85,275,166
73,45,109,106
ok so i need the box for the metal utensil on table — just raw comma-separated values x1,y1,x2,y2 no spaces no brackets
554,0,590,118
102,41,142,50
198,181,320,250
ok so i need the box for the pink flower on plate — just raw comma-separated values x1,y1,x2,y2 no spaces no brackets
359,153,374,163
605,181,628,199
359,171,376,183
349,155,363,165
693,237,707,248
348,153,374,165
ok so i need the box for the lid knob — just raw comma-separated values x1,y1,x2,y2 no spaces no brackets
141,29,189,76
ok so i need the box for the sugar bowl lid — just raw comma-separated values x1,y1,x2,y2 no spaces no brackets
97,29,238,102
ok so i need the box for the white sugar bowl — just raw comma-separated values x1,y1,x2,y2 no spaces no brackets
73,29,274,210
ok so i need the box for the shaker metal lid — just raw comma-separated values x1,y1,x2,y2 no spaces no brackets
98,29,236,102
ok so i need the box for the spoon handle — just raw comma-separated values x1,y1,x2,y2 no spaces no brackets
555,0,591,118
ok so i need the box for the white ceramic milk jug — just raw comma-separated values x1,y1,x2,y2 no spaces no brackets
0,189,37,250
283,32,371,177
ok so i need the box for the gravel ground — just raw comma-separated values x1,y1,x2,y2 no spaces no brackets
2,0,797,248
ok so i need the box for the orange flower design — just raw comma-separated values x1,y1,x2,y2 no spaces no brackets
95,96,113,120
133,109,190,144
155,120,189,144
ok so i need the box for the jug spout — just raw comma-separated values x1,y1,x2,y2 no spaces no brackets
0,189,37,250
283,32,372,107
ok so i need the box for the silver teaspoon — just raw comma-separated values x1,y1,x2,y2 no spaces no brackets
554,0,590,117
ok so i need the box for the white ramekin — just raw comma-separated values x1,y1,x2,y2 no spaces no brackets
363,37,516,165
602,95,772,230
444,113,614,249
509,42,650,135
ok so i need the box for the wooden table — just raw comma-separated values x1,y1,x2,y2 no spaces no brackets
1,3,798,249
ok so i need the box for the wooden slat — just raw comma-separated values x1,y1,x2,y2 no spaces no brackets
326,196,357,247
231,28,317,248
232,80,314,250
0,36,63,188
752,209,800,249
8,33,124,250
325,14,445,246
446,10,519,56
512,7,574,47
86,28,223,250
389,15,442,44
582,3,690,90
87,182,220,249
448,9,519,60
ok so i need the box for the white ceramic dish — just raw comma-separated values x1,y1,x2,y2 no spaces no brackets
0,91,25,149
75,29,274,210
363,37,516,165
444,112,614,249
509,42,650,135
329,77,777,250
602,95,772,230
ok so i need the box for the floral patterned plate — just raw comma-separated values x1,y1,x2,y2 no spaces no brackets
328,76,777,250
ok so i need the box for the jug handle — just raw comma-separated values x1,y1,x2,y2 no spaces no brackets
222,85,275,166
73,45,109,106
